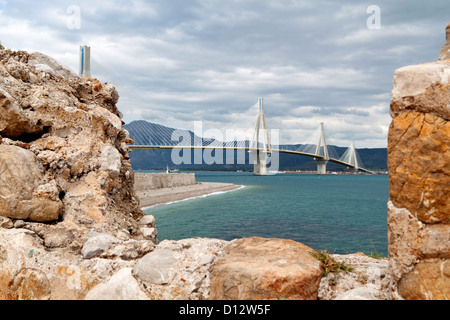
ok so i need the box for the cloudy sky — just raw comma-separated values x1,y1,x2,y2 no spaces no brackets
0,1,448,148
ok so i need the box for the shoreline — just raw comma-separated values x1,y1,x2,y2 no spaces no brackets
138,182,244,210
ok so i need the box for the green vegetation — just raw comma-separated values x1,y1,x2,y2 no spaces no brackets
310,249,353,276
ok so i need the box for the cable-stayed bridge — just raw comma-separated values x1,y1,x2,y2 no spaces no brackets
84,47,374,175
124,97,373,175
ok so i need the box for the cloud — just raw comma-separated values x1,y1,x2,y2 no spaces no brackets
0,0,448,148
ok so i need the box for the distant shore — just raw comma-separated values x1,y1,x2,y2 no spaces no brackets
139,182,243,209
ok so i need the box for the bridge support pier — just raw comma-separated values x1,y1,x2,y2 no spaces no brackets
250,150,268,176
315,159,328,175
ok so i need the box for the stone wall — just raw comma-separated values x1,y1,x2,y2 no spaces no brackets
134,172,196,192
387,21,450,300
0,47,157,299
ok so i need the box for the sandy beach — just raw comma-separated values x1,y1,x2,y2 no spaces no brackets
137,182,244,209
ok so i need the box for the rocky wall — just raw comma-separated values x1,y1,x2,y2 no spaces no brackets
387,21,450,300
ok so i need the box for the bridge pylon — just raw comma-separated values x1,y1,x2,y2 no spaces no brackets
314,122,329,175
340,141,361,171
249,97,271,175
79,45,91,78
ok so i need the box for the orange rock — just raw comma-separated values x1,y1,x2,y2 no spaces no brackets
93,82,102,92
388,112,450,224
398,259,450,300
209,237,322,300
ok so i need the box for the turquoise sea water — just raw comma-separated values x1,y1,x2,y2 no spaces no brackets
144,171,389,255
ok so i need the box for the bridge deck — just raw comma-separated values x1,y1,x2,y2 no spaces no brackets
129,145,375,174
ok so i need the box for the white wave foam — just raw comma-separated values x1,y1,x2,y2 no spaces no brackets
142,185,245,210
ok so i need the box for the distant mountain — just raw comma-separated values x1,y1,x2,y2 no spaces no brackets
124,120,387,171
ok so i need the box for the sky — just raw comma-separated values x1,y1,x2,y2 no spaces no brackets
0,0,448,148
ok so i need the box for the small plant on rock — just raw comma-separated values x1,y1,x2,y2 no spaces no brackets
310,249,353,276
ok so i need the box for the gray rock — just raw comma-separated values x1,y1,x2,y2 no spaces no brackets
132,249,179,284
29,52,78,78
141,227,157,241
33,63,55,76
81,233,121,259
138,215,155,226
99,145,122,178
85,268,148,300
0,216,13,229
13,220,25,228
199,253,215,266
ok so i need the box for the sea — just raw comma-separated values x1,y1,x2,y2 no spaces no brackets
143,171,389,256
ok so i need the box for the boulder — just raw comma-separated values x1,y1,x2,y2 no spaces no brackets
81,233,121,259
29,52,78,79
133,248,179,285
0,145,63,222
209,237,323,300
85,268,149,300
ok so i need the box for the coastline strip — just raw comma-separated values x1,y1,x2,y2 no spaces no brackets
138,182,244,210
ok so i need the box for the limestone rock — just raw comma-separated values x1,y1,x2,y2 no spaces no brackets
9,268,52,300
133,249,179,285
438,21,450,61
397,259,450,300
138,214,155,226
99,239,154,260
387,21,450,300
387,201,423,282
140,227,158,242
85,268,149,300
81,233,121,259
209,237,323,300
5,228,155,299
132,238,228,300
388,111,450,224
334,287,380,300
0,145,63,222
390,61,450,120
0,48,144,251
29,52,78,79
318,253,391,300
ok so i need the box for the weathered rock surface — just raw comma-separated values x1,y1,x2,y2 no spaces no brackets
209,237,323,300
439,21,450,61
387,21,450,300
132,237,229,300
0,48,144,250
318,253,391,300
84,268,149,300
0,47,157,299
0,145,63,222
388,111,449,223
0,227,152,299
